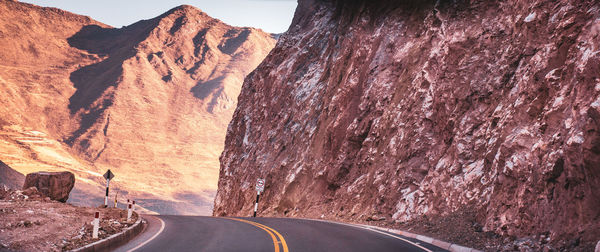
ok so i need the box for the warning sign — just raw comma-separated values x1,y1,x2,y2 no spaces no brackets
255,178,265,192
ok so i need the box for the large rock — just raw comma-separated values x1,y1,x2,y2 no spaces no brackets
23,171,75,202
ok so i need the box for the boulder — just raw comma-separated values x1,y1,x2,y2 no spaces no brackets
23,171,75,202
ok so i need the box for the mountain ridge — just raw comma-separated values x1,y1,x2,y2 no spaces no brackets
0,0,276,214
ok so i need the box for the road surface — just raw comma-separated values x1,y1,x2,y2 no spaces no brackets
116,215,449,252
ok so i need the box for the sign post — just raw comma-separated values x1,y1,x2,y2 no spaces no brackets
103,169,115,208
254,178,265,217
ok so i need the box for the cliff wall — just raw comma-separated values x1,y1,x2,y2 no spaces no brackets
215,0,600,247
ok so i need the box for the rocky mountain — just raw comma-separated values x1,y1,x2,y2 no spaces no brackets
0,0,276,214
214,0,600,249
0,160,24,189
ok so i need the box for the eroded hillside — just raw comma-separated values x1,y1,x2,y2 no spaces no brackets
0,0,275,214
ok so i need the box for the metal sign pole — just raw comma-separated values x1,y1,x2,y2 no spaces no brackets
102,169,115,208
253,191,260,217
104,179,110,207
254,178,265,217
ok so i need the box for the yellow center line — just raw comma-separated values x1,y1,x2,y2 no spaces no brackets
240,220,289,251
248,221,289,252
222,217,289,252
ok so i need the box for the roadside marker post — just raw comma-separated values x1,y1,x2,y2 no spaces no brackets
102,169,115,208
254,178,265,217
127,203,132,222
132,200,136,211
114,190,118,208
92,212,99,239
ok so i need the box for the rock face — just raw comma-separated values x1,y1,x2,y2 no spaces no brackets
0,1,275,214
215,0,600,247
0,160,24,189
23,171,75,202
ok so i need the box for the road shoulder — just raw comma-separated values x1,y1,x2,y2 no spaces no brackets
112,215,165,252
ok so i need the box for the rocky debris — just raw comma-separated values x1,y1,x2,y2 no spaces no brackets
0,160,24,189
0,187,51,202
388,207,502,250
61,210,139,251
215,0,600,250
0,198,137,252
23,171,75,202
0,0,275,214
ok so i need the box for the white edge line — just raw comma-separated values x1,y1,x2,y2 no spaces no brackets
127,216,166,252
360,226,433,252
310,219,433,252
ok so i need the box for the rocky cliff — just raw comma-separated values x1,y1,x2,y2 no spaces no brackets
0,0,275,214
214,0,600,249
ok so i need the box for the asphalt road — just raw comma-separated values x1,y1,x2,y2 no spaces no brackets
117,215,449,252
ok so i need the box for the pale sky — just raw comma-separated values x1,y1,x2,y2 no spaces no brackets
20,0,298,34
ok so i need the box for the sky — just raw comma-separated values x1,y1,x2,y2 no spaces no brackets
20,0,298,34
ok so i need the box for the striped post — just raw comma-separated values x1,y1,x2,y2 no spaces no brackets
253,191,260,217
92,212,100,238
104,179,110,207
132,200,136,211
127,203,132,222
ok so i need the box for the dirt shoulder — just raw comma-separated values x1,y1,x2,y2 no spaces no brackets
0,189,138,251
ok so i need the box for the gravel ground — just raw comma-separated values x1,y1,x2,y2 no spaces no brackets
0,188,138,251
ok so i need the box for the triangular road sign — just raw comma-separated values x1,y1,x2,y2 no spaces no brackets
103,169,115,180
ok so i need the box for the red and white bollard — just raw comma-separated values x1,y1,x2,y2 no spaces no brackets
127,203,132,222
132,200,136,211
92,211,100,239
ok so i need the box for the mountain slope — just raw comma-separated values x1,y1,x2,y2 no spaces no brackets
0,160,24,189
214,0,600,249
0,0,276,214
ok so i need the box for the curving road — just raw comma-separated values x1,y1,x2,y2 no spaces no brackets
115,215,449,252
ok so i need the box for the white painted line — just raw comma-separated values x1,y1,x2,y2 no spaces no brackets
127,217,165,252
354,225,433,252
311,219,433,252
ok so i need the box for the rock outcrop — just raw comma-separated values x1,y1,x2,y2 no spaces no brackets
0,160,24,189
23,171,75,202
215,0,600,249
0,1,275,214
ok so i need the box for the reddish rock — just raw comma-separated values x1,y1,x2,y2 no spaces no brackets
215,0,600,249
23,171,75,202
22,186,45,200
